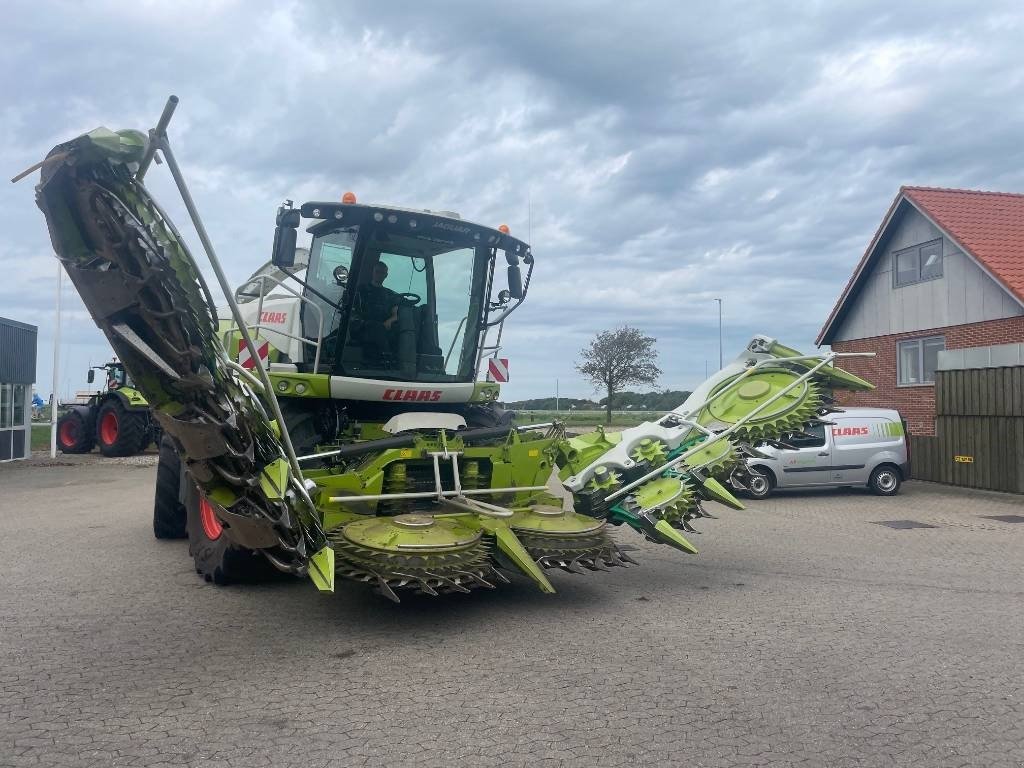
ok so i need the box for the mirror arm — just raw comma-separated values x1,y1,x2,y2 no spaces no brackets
521,258,534,296
483,259,533,327
484,297,525,327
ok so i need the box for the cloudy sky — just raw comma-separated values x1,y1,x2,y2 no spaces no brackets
3,0,1024,401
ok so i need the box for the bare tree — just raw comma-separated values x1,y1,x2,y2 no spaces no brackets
577,326,661,424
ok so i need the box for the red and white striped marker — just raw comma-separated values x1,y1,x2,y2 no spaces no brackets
487,357,509,383
238,339,270,370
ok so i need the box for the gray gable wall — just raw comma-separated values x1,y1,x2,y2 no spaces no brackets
832,201,1023,343
0,317,37,385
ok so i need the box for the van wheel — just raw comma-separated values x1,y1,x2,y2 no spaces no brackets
869,466,901,496
746,467,774,499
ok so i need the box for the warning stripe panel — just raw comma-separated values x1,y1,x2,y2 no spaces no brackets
487,358,509,382
238,339,270,370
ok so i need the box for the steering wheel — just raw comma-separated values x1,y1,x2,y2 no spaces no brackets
398,292,421,306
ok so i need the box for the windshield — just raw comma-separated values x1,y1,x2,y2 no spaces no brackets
303,219,491,382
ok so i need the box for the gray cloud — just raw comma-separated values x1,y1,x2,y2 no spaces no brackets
3,0,1023,400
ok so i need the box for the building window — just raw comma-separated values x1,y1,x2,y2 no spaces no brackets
897,336,945,385
12,385,25,427
893,238,943,287
0,384,11,429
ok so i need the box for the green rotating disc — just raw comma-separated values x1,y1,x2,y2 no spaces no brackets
698,368,822,441
682,436,737,475
509,507,631,572
329,515,503,601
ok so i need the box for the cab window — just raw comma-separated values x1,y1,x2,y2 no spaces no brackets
377,252,429,305
786,422,826,448
303,227,358,344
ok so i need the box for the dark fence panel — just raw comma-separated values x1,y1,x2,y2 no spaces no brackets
936,366,1024,417
909,435,941,483
911,367,1024,494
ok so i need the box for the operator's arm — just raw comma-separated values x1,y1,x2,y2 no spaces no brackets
382,289,399,329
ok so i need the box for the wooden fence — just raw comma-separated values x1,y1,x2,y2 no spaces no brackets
909,366,1024,494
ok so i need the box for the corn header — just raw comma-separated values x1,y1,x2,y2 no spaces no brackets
25,97,874,601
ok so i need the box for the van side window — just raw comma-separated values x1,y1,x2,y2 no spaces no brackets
785,422,826,448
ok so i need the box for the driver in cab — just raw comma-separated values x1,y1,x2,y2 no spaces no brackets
352,260,399,363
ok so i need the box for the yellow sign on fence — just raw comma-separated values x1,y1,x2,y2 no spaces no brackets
953,455,974,464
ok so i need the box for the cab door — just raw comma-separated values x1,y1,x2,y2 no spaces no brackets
776,423,833,486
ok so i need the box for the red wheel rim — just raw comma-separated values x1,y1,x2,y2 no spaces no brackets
58,419,77,447
99,411,119,445
199,498,223,540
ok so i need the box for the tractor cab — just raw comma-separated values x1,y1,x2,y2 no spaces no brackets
87,360,130,392
270,197,533,383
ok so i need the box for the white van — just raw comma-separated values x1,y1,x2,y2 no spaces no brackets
741,407,909,498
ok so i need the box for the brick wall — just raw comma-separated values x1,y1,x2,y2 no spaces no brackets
830,315,1024,436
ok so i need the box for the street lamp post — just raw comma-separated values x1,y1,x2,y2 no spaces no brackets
50,263,63,459
715,298,723,370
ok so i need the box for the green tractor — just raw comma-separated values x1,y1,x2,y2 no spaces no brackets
56,360,159,456
29,98,874,600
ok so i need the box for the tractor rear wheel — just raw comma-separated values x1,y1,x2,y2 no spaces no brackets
56,411,95,453
185,481,270,584
153,436,187,539
96,399,147,457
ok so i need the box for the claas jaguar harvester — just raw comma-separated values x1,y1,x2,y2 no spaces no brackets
27,97,874,601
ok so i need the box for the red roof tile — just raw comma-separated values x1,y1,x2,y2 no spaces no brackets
818,186,1024,345
903,187,1024,304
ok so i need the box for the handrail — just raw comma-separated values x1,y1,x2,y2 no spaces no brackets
222,272,325,372
444,315,469,370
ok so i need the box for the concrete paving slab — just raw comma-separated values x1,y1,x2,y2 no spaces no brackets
1,460,1022,767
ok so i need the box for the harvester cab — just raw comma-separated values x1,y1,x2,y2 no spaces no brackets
229,196,532,401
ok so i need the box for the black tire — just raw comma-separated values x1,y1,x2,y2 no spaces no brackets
746,467,775,499
185,481,269,584
153,436,187,539
56,411,95,453
96,398,148,457
869,465,901,496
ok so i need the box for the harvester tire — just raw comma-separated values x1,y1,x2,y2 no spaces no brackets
185,481,269,585
56,411,95,454
153,436,187,539
96,399,147,457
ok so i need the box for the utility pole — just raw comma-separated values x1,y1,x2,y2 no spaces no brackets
555,378,559,414
50,263,63,458
715,297,723,370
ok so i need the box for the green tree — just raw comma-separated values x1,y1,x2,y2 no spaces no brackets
576,326,661,424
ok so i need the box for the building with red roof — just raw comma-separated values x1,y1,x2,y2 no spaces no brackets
817,186,1024,436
